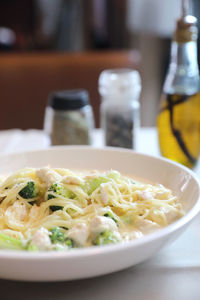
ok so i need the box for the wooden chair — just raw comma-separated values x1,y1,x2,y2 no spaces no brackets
0,50,140,129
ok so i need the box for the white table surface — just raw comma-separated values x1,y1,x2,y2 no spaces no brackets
0,127,159,155
0,128,200,300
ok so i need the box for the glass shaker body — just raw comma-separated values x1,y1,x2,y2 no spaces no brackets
99,69,141,149
44,90,94,146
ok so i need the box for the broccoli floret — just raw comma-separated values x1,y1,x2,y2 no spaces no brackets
50,227,67,244
48,183,75,198
49,227,74,248
48,183,62,195
104,212,118,224
19,181,38,199
48,184,76,212
48,183,75,199
65,238,74,248
0,232,25,250
93,231,119,246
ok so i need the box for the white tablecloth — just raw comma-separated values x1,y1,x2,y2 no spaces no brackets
0,128,200,300
0,128,159,156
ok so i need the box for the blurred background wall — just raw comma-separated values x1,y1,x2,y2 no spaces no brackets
0,0,199,126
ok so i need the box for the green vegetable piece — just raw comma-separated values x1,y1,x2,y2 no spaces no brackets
48,194,55,200
65,190,76,199
52,238,74,250
19,181,38,199
49,227,74,248
0,232,25,250
48,185,63,211
106,171,120,180
26,243,39,251
104,212,118,224
50,205,63,212
65,237,74,248
50,227,66,244
93,231,119,246
47,194,63,211
61,227,68,230
84,177,109,195
48,183,62,194
48,184,75,199
48,184,76,212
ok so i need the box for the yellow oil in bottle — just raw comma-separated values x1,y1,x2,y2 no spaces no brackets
157,92,200,168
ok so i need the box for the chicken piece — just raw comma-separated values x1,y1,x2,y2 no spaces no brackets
134,219,160,234
90,216,118,235
36,167,61,187
67,223,89,246
30,227,52,250
137,190,154,201
62,176,84,186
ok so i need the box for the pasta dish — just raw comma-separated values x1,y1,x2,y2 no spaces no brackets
0,167,184,251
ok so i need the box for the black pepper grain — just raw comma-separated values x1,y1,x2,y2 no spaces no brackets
105,112,134,148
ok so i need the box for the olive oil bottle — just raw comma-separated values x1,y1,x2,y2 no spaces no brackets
157,1,200,168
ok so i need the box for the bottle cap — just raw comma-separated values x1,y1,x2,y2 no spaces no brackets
174,15,198,43
48,89,90,110
98,68,141,100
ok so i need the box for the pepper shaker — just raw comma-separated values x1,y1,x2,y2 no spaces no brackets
99,69,141,149
44,89,94,145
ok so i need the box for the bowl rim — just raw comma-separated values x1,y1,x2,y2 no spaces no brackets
0,146,199,260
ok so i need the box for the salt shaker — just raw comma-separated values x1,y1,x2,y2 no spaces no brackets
44,89,94,145
99,69,141,149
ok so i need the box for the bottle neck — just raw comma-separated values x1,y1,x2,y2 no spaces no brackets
171,40,198,70
164,40,199,95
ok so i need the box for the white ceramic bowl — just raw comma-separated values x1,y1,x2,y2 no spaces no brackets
0,146,200,282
